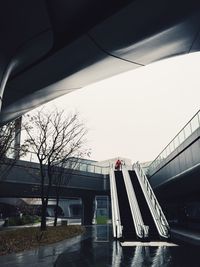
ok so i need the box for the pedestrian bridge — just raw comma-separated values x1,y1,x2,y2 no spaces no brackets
0,158,110,225
0,158,109,198
148,109,200,200
147,110,200,232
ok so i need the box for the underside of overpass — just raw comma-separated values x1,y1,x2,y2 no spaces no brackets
0,182,108,225
1,0,200,124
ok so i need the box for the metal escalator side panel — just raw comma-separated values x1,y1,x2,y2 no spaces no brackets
129,170,159,239
135,165,169,239
109,170,116,238
139,163,169,237
133,163,169,239
122,167,145,239
109,168,122,238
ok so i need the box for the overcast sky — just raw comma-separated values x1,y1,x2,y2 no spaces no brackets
42,52,200,163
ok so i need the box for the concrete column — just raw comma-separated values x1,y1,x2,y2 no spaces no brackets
0,60,17,112
14,116,22,160
82,195,94,225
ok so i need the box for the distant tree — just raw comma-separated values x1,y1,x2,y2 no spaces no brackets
24,108,89,231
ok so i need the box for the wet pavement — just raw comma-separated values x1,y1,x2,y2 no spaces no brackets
1,225,200,266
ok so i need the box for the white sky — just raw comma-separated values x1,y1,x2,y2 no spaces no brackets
41,52,200,163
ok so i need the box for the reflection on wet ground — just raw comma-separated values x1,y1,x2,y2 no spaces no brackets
0,225,200,266
55,225,200,267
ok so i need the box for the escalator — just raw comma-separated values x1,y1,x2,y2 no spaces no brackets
133,162,170,239
129,170,159,240
110,163,169,241
114,171,136,240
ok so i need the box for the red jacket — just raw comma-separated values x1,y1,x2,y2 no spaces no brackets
115,160,121,169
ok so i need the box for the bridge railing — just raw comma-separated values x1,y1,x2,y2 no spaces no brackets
148,109,200,175
18,150,110,175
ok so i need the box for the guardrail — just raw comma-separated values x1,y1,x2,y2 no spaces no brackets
6,148,110,175
148,109,200,174
110,168,122,238
133,162,169,239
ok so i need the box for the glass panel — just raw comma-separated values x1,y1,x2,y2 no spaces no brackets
161,151,166,160
69,161,74,169
80,164,87,172
178,131,185,144
94,166,101,174
168,144,171,155
191,115,199,132
198,113,200,125
184,124,192,139
31,153,39,163
169,141,174,153
102,167,109,175
21,151,38,163
75,163,81,171
160,152,163,160
67,161,77,169
156,157,160,166
165,146,170,157
174,136,180,149
6,147,15,159
158,155,162,164
87,165,94,173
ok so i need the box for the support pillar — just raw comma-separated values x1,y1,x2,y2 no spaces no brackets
82,195,94,225
0,60,17,112
14,116,22,160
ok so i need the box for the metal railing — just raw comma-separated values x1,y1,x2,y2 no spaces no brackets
6,147,110,175
133,162,170,239
61,159,110,175
110,168,122,238
148,109,200,174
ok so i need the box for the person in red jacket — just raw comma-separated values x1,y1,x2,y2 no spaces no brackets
115,159,122,171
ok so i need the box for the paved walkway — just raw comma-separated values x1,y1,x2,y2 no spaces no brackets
0,229,89,267
0,218,81,232
171,227,200,245
1,226,200,267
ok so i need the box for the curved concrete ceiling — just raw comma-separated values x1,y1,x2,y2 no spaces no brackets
0,0,200,124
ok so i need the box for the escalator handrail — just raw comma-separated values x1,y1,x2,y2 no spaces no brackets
110,168,123,238
133,162,170,238
122,167,146,239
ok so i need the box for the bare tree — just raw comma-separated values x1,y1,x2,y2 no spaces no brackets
24,108,89,231
0,118,27,181
52,156,88,227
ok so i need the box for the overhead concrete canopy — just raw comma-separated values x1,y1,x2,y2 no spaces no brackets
1,0,200,124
